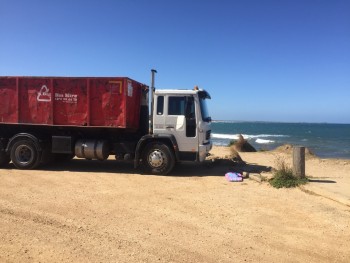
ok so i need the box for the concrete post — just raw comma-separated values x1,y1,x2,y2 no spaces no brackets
293,146,305,178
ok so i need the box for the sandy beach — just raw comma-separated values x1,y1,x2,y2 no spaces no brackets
0,146,349,262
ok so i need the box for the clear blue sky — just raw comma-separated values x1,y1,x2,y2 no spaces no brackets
1,0,349,123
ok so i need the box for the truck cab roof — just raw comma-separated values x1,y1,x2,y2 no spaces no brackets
155,89,211,99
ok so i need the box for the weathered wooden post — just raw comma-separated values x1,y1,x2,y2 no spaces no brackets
293,146,305,178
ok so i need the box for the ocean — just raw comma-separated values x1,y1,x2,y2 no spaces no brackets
211,121,350,159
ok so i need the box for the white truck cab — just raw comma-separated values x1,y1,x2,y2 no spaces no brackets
135,70,212,175
152,88,212,162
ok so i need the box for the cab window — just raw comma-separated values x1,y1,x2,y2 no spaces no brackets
168,96,185,115
157,96,164,115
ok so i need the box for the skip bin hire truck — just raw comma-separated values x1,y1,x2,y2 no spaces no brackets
0,70,212,174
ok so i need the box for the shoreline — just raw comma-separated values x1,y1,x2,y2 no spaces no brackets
211,142,350,160
212,120,350,125
211,121,350,160
211,144,350,163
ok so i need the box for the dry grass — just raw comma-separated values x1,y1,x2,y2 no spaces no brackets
269,156,308,188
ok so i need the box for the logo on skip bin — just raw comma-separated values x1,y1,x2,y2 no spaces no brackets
37,85,51,102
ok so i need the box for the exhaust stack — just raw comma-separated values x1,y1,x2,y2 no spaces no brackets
149,69,157,134
151,69,157,92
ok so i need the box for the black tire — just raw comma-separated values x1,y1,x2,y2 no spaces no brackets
10,139,41,169
0,141,10,167
142,142,175,175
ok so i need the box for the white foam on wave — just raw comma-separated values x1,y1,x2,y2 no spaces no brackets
211,133,240,140
255,138,275,144
211,133,288,140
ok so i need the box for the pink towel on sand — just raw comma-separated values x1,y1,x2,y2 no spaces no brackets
225,172,243,182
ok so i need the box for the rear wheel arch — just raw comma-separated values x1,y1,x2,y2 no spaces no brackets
6,133,42,153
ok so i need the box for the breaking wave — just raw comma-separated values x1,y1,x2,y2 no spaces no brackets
211,133,288,140
255,138,275,144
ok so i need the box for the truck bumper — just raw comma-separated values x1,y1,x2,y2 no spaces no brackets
198,142,212,162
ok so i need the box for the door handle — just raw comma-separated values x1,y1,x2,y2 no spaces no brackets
166,126,174,129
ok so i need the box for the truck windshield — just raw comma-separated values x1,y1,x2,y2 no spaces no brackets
199,97,211,122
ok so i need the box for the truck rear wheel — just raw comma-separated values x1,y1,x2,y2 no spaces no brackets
0,141,10,167
142,142,175,175
10,139,41,169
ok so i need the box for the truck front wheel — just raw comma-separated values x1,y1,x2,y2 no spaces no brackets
142,142,175,175
10,139,41,169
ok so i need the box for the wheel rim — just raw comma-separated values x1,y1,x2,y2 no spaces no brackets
14,145,34,165
148,149,165,168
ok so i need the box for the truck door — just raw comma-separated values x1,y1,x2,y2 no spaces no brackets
153,95,198,160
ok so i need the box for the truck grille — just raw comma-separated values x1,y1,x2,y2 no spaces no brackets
206,130,211,140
